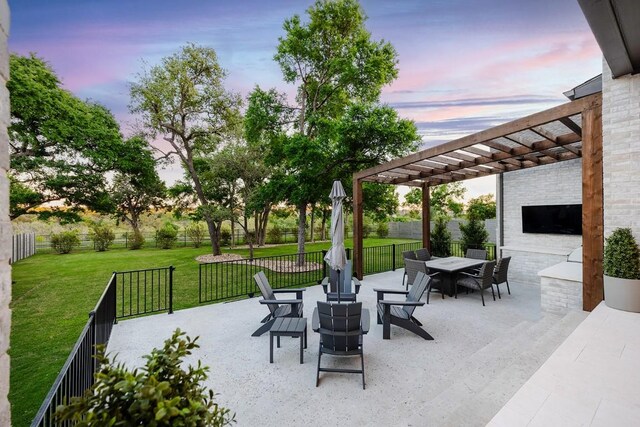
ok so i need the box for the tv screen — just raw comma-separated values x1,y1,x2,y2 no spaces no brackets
522,204,582,235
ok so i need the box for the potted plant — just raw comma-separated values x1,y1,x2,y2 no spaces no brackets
603,228,640,312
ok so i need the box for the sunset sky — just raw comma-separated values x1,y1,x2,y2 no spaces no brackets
8,0,603,198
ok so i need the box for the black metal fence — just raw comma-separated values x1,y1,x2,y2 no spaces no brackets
31,274,117,427
199,251,327,303
115,266,174,319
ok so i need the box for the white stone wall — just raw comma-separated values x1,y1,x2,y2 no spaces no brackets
501,159,583,285
602,60,640,239
0,1,10,425
540,277,583,315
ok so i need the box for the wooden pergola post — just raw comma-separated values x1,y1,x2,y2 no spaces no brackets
422,183,431,250
353,178,364,280
581,98,604,311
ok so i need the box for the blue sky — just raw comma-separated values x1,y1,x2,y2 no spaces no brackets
8,0,602,197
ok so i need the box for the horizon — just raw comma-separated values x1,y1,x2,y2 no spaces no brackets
8,0,602,201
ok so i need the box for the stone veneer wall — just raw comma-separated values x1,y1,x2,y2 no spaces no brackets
0,1,10,425
501,159,582,286
602,60,640,239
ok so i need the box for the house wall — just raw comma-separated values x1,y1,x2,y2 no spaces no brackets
602,60,640,238
500,158,583,286
0,1,11,425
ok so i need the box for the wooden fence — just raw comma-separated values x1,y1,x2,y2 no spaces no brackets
12,233,36,263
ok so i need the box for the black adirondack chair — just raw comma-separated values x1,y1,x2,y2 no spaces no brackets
375,271,433,340
252,271,305,337
456,260,497,306
314,302,368,389
320,260,361,302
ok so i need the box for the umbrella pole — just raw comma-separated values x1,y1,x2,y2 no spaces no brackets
337,269,341,303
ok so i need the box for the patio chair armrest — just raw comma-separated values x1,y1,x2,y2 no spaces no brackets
459,271,480,279
259,299,302,305
373,288,410,294
312,307,319,332
320,277,329,293
272,288,306,299
361,309,370,334
378,300,425,307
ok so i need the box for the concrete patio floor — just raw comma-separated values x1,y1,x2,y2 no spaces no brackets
107,270,583,426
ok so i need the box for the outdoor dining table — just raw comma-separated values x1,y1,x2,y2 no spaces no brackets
425,256,486,296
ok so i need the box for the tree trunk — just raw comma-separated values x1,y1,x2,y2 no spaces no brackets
260,205,270,245
203,214,221,255
321,208,328,241
297,202,307,266
310,205,315,243
230,220,235,248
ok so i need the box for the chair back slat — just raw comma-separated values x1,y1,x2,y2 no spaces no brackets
328,260,353,293
404,258,427,287
254,272,278,314
466,248,487,260
415,248,431,261
318,302,362,352
494,257,511,284
402,250,417,260
403,272,430,318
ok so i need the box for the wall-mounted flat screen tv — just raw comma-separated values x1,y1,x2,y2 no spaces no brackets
522,204,582,235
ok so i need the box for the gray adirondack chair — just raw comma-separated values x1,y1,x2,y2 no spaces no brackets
374,271,434,340
252,271,305,337
321,260,361,302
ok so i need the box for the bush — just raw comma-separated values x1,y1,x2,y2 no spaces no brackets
89,223,115,252
604,228,640,279
376,222,389,238
129,230,145,250
220,228,232,246
50,231,80,254
187,222,206,248
459,217,489,253
431,215,452,257
156,222,179,249
267,226,283,244
55,329,235,426
362,223,373,239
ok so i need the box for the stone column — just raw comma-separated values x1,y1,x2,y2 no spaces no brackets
0,0,11,425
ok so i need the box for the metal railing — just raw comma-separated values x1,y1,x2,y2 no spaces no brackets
31,274,117,427
199,251,327,303
448,242,496,260
115,266,174,319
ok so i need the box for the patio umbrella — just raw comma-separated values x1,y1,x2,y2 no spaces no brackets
324,180,348,303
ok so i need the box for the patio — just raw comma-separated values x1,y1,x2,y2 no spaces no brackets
107,269,586,426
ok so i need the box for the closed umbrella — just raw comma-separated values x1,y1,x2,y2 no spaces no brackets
324,180,348,303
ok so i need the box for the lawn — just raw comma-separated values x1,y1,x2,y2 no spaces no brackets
10,237,417,426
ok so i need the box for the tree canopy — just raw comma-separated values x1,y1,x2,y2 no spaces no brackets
404,182,467,219
466,194,496,220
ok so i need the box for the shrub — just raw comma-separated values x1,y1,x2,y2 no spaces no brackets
603,228,640,279
129,230,145,250
55,329,235,426
431,215,452,257
156,222,179,249
267,226,282,244
459,217,489,253
220,228,232,246
187,222,206,248
89,223,115,252
376,222,389,238
50,231,80,254
362,223,373,239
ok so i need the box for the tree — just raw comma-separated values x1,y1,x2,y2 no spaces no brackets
403,182,466,218
466,194,496,220
8,54,134,221
111,136,166,236
459,217,489,253
245,0,419,263
361,183,398,222
130,44,242,255
431,215,452,257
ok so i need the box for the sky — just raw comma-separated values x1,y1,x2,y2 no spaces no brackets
7,0,603,200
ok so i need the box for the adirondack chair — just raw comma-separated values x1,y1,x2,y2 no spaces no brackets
456,260,497,306
401,250,417,288
374,271,434,340
313,301,368,389
252,271,305,337
493,256,512,298
321,260,361,302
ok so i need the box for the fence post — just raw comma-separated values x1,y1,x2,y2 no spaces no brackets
322,250,327,278
346,248,351,260
168,266,175,314
392,244,396,271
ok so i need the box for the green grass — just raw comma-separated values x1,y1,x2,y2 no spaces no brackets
9,237,417,427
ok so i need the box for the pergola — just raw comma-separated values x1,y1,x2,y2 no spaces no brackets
352,93,603,311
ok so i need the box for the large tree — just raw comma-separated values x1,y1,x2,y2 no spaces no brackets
8,54,132,221
130,44,242,255
466,194,496,220
245,0,419,262
404,182,467,218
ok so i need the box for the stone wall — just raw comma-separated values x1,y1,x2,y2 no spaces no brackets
0,1,10,425
388,219,497,243
501,159,582,285
602,60,640,239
